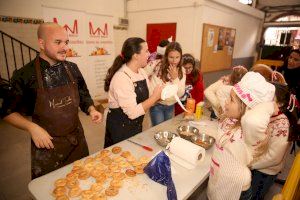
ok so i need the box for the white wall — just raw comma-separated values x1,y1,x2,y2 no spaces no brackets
0,0,127,54
128,6,198,55
41,0,125,25
0,0,125,22
0,0,128,80
128,0,200,56
0,0,42,19
127,0,264,60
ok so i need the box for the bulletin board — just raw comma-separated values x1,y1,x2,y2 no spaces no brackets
201,23,236,73
146,23,177,53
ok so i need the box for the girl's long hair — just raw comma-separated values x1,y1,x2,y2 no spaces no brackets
104,37,145,92
272,82,300,141
219,92,247,147
229,66,248,85
182,53,202,85
160,42,183,82
252,82,300,162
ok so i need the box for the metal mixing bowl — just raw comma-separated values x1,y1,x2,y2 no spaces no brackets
177,125,199,140
154,131,179,147
190,133,215,149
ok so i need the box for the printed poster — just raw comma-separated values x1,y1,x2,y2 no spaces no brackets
86,14,115,99
43,7,115,99
217,28,225,51
43,7,88,79
207,28,214,47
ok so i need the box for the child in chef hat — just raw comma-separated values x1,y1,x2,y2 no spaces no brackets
207,72,275,200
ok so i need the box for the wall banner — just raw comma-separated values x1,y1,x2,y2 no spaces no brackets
43,6,115,99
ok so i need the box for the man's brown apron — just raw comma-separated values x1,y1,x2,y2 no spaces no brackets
31,58,89,179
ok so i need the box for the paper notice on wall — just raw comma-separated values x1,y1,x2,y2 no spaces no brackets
207,28,214,47
213,45,218,53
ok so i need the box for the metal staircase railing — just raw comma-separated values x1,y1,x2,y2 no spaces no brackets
0,29,39,82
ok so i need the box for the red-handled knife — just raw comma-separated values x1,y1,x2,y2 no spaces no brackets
127,140,153,151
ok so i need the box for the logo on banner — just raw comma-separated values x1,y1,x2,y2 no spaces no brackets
53,18,78,37
89,22,108,38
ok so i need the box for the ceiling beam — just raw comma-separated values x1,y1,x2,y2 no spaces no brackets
264,21,300,27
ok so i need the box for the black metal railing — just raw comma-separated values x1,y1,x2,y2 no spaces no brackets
0,30,39,82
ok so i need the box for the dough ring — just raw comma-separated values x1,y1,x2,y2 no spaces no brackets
68,186,82,198
112,172,126,180
112,146,122,154
73,160,83,167
105,186,119,196
66,179,79,189
78,170,90,180
52,186,66,197
139,156,150,164
91,182,103,192
84,162,95,172
81,189,94,199
54,178,67,187
91,168,104,178
55,194,69,200
120,151,131,158
110,179,123,188
99,149,110,157
91,193,107,200
134,166,144,174
113,156,123,163
102,157,112,165
95,173,107,183
66,172,78,181
125,169,136,177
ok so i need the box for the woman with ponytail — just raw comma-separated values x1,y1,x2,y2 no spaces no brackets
104,37,163,147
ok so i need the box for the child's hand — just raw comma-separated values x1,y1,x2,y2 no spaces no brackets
168,64,179,80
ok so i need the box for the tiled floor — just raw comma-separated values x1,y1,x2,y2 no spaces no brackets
0,111,297,200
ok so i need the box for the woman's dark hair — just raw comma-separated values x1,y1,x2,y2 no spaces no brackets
104,37,145,92
288,49,300,56
158,39,170,47
182,53,202,85
160,42,183,82
272,82,300,141
283,49,300,69
155,39,170,60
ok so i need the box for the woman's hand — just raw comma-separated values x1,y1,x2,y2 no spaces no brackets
168,64,179,80
152,84,164,101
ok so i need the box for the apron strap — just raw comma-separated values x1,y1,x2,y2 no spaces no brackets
123,71,138,88
64,63,76,84
34,57,44,89
123,71,133,81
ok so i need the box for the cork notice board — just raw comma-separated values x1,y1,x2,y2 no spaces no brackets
201,23,236,72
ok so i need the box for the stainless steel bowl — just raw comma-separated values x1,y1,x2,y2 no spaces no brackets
190,133,215,149
177,125,199,140
154,131,179,147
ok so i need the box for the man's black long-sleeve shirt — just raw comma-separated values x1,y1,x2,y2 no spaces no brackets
1,57,94,118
